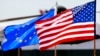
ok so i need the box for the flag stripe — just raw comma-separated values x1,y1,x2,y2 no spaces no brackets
39,27,94,43
38,23,94,39
40,36,94,51
37,22,93,39
39,33,94,48
40,30,94,44
36,10,72,28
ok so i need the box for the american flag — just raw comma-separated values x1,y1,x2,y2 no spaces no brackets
36,1,95,50
1,8,56,51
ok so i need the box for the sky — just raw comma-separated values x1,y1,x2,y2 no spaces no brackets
0,0,98,29
0,0,96,19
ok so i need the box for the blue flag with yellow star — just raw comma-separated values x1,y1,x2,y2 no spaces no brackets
1,8,56,51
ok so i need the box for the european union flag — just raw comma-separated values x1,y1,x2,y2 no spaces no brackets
1,8,56,51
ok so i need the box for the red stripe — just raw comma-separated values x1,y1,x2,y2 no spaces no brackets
40,30,94,44
40,36,94,51
43,16,72,26
36,14,72,28
39,24,94,39
36,9,72,24
37,22,71,37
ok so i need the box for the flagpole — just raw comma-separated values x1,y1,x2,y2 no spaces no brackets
93,38,96,56
94,2,96,55
54,2,58,56
54,46,57,56
18,48,20,56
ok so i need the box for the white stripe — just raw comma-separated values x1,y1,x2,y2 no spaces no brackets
37,22,93,34
51,15,73,26
39,27,94,43
36,11,72,28
39,25,94,38
37,20,72,34
38,21,72,38
40,33,94,48
38,20,72,29
39,22,93,38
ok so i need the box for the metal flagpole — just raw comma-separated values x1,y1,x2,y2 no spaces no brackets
94,3,96,56
54,2,58,56
18,48,20,56
54,46,57,56
93,39,96,56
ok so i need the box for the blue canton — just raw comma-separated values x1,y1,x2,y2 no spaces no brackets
72,1,95,23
